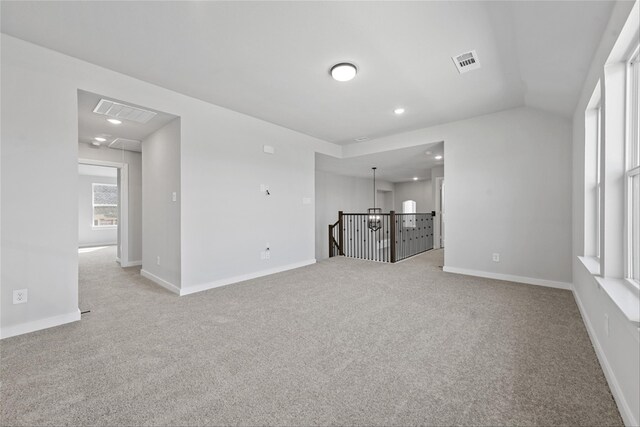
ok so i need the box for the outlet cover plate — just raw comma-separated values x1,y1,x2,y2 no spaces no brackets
13,289,28,304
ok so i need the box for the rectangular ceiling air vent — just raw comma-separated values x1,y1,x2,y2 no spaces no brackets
93,99,157,123
354,136,370,142
452,50,481,74
109,138,142,152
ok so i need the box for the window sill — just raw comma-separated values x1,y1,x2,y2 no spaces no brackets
578,256,600,275
578,256,640,326
594,276,639,326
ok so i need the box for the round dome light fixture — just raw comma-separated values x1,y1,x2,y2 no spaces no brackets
330,63,357,82
394,107,405,115
94,137,106,142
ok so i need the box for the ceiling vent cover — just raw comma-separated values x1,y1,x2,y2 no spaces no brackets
109,138,142,152
452,50,481,74
93,99,157,123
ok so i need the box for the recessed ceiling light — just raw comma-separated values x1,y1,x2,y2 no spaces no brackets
394,108,405,115
425,151,432,155
413,177,419,181
107,119,122,125
435,155,443,160
94,137,106,142
91,141,101,146
330,63,357,82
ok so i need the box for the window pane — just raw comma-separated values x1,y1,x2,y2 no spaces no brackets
93,206,118,227
632,56,639,168
93,184,118,205
632,174,639,283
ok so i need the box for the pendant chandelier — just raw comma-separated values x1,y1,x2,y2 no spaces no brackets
368,167,382,231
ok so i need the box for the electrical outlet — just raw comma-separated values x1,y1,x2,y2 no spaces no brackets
156,256,161,266
604,313,609,336
13,289,28,304
172,192,177,202
492,253,500,262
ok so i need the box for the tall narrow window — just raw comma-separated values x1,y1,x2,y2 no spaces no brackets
596,105,602,259
92,183,118,227
627,47,640,284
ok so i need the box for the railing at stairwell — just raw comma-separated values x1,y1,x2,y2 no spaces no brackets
329,211,434,263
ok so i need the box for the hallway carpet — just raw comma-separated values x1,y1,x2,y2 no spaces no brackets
1,247,622,426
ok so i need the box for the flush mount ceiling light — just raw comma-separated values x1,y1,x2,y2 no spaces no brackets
435,155,443,160
413,177,419,181
107,119,122,125
91,141,101,146
330,63,357,82
94,137,106,142
394,108,405,115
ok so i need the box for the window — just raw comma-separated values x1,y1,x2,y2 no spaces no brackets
92,183,118,227
596,105,602,259
626,47,640,284
402,200,416,228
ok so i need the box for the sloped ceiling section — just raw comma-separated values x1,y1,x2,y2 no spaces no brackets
486,1,614,117
0,1,614,144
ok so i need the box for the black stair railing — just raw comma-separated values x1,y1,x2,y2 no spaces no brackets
328,210,434,262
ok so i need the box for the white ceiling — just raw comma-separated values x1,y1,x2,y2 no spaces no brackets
316,142,444,183
2,1,613,145
78,90,177,152
78,164,117,178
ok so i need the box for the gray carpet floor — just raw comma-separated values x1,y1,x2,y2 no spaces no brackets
1,246,622,426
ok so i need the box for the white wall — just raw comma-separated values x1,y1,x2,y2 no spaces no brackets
78,143,143,264
343,106,572,286
394,179,432,213
315,170,393,260
571,1,639,425
142,118,181,290
78,174,117,247
431,166,445,248
0,34,339,337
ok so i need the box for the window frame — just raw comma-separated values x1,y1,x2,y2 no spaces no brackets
625,45,640,287
91,182,118,229
596,104,602,260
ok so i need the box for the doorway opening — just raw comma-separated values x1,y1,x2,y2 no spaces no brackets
77,89,180,313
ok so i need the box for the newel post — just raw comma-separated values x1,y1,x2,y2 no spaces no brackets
390,210,396,263
338,211,344,256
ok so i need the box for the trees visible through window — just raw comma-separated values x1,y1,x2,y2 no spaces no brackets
92,183,118,227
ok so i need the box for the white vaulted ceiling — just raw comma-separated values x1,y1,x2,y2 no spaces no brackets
1,1,614,144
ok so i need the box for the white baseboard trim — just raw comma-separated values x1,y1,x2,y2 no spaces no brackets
120,260,142,267
79,242,116,248
180,259,317,296
1,308,81,339
140,269,180,295
442,266,572,290
573,290,637,427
